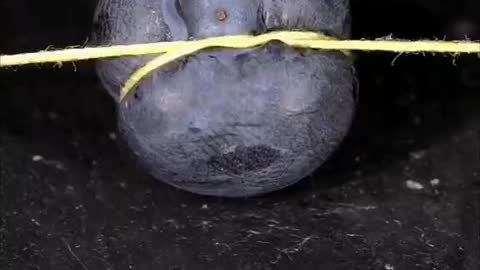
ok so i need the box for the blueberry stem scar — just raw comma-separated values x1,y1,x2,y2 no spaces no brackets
216,9,228,21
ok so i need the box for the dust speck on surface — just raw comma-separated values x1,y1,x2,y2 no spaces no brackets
409,150,426,160
430,178,440,186
384,264,395,270
405,180,424,190
32,155,44,162
30,218,41,227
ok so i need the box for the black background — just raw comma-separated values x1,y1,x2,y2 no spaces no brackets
1,0,480,269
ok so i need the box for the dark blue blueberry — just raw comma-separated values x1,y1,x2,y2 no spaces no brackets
92,0,356,197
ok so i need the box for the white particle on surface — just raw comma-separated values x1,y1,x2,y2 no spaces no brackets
406,180,424,190
409,150,426,160
385,264,395,270
247,230,261,235
201,204,209,210
31,155,65,170
108,132,117,140
430,178,440,186
31,218,41,227
32,155,44,162
55,163,66,170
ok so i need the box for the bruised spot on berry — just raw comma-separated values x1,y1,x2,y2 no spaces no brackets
208,145,280,175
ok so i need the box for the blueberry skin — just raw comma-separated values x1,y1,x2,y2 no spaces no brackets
92,0,356,197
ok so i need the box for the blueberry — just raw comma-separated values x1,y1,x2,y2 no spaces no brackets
92,0,356,197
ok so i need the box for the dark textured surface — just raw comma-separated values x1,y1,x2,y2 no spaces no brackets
1,0,480,269
94,0,356,197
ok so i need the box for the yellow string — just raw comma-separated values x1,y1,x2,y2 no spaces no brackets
120,31,345,101
0,31,479,102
